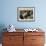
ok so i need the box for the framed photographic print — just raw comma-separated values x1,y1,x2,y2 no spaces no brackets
17,7,35,22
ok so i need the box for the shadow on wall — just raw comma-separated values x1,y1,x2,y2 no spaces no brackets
0,24,7,43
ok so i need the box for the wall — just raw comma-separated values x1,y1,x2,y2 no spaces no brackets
0,0,46,30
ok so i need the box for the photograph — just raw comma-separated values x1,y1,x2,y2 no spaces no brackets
17,7,35,22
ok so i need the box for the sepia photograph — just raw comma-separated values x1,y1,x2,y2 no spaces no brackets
17,7,35,22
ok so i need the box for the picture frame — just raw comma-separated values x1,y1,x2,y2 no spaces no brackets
17,7,35,22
